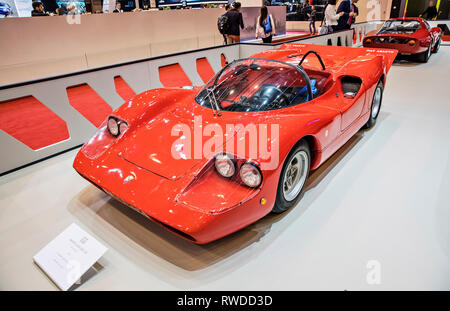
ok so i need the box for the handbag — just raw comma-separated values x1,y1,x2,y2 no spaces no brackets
319,25,332,35
318,12,332,35
263,15,272,34
319,4,333,35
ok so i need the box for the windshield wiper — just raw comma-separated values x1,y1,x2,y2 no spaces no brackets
206,85,222,117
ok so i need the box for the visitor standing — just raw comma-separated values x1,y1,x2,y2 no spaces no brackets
225,2,244,43
419,1,438,20
336,0,357,30
255,6,276,43
307,5,317,34
321,0,344,33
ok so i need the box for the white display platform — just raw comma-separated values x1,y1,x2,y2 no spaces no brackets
0,47,449,290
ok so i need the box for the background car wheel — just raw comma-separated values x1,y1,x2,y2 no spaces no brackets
272,141,310,214
432,37,441,53
419,43,432,62
363,80,383,129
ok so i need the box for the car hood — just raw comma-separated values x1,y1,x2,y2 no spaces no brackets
116,104,235,180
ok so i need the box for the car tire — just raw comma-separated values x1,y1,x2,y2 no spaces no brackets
272,141,310,214
432,37,441,53
363,80,383,129
418,43,432,62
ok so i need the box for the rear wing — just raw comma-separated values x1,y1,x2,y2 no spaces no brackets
279,43,398,73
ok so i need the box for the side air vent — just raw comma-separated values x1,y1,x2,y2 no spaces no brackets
341,76,362,99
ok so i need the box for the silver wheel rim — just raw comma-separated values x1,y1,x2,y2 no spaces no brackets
427,44,431,58
283,151,309,202
436,39,441,50
371,86,382,119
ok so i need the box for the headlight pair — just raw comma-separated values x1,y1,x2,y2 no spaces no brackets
214,154,262,188
107,116,128,137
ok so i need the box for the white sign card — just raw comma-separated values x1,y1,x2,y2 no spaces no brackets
33,223,108,291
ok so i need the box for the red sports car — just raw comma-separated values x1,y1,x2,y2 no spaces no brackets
363,18,442,62
73,44,397,244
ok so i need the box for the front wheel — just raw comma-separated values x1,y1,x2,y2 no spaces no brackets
363,81,383,129
272,141,310,214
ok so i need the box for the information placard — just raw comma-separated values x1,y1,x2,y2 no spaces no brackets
33,223,107,291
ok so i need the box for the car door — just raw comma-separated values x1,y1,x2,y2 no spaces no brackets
338,76,366,131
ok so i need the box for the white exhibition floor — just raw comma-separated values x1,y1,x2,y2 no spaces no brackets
1,47,449,291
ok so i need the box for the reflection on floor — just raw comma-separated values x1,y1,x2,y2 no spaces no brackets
0,47,449,291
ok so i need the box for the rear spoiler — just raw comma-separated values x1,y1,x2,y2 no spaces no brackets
279,43,398,73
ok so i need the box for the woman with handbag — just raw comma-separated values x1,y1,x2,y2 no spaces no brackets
320,0,344,34
255,6,276,43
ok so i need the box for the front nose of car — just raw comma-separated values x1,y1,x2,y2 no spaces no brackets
73,149,271,244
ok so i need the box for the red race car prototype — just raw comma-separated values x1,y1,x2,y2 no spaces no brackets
73,44,397,244
363,18,442,62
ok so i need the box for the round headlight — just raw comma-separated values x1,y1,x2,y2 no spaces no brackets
107,117,119,136
215,154,236,178
240,162,262,188
119,121,128,134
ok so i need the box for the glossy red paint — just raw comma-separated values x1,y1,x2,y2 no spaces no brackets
73,44,397,244
363,18,441,56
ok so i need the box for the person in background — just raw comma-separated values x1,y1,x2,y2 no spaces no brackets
323,0,344,33
307,5,317,34
225,2,244,43
113,2,123,13
31,2,49,16
255,6,276,43
420,1,438,20
41,0,59,14
219,4,232,45
336,0,358,30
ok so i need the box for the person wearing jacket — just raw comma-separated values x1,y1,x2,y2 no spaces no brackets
307,6,317,34
336,0,358,30
419,1,438,20
225,2,244,43
255,6,276,43
41,0,59,14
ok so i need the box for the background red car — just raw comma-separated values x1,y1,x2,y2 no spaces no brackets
363,18,442,62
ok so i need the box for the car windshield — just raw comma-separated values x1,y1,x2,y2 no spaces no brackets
195,59,315,113
378,20,421,35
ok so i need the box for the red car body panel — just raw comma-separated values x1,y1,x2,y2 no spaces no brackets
363,18,442,55
73,44,397,244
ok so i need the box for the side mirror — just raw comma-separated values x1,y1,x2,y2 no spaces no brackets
344,92,356,99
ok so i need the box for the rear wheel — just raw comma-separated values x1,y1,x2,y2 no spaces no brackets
418,43,432,62
272,141,310,214
432,37,441,53
363,81,383,129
